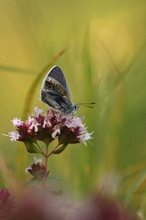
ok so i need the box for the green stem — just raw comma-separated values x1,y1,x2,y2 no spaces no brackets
47,143,61,157
36,143,61,172
36,143,45,156
45,145,49,170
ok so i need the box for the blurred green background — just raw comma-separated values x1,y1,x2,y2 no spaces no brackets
0,0,146,211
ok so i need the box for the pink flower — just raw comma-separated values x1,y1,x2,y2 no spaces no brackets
8,107,92,154
8,131,20,142
0,189,14,218
11,117,23,127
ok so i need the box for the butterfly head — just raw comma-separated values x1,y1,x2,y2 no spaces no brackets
65,104,79,114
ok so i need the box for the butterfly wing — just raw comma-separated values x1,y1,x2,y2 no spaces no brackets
46,66,71,97
41,89,72,112
40,67,75,113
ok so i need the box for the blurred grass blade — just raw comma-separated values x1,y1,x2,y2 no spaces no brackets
0,64,34,74
124,169,146,205
22,47,67,118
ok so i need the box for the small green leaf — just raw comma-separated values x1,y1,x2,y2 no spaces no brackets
53,144,68,154
24,141,41,154
23,178,38,188
47,176,62,183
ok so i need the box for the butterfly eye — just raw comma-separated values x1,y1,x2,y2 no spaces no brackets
74,105,79,111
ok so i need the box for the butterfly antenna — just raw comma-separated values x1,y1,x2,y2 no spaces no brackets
76,102,95,108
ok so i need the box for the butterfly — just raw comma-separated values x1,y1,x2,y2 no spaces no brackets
40,65,95,114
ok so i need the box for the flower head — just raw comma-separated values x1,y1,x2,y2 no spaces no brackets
25,156,49,188
8,107,92,154
26,162,49,181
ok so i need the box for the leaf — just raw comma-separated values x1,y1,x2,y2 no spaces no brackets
46,176,63,183
24,141,41,154
23,176,62,188
53,144,68,154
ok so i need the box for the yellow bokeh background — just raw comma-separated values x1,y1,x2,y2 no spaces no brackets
0,0,146,211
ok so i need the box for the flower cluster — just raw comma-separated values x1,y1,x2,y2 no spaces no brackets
7,107,92,189
0,189,15,218
25,157,49,184
8,107,92,154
